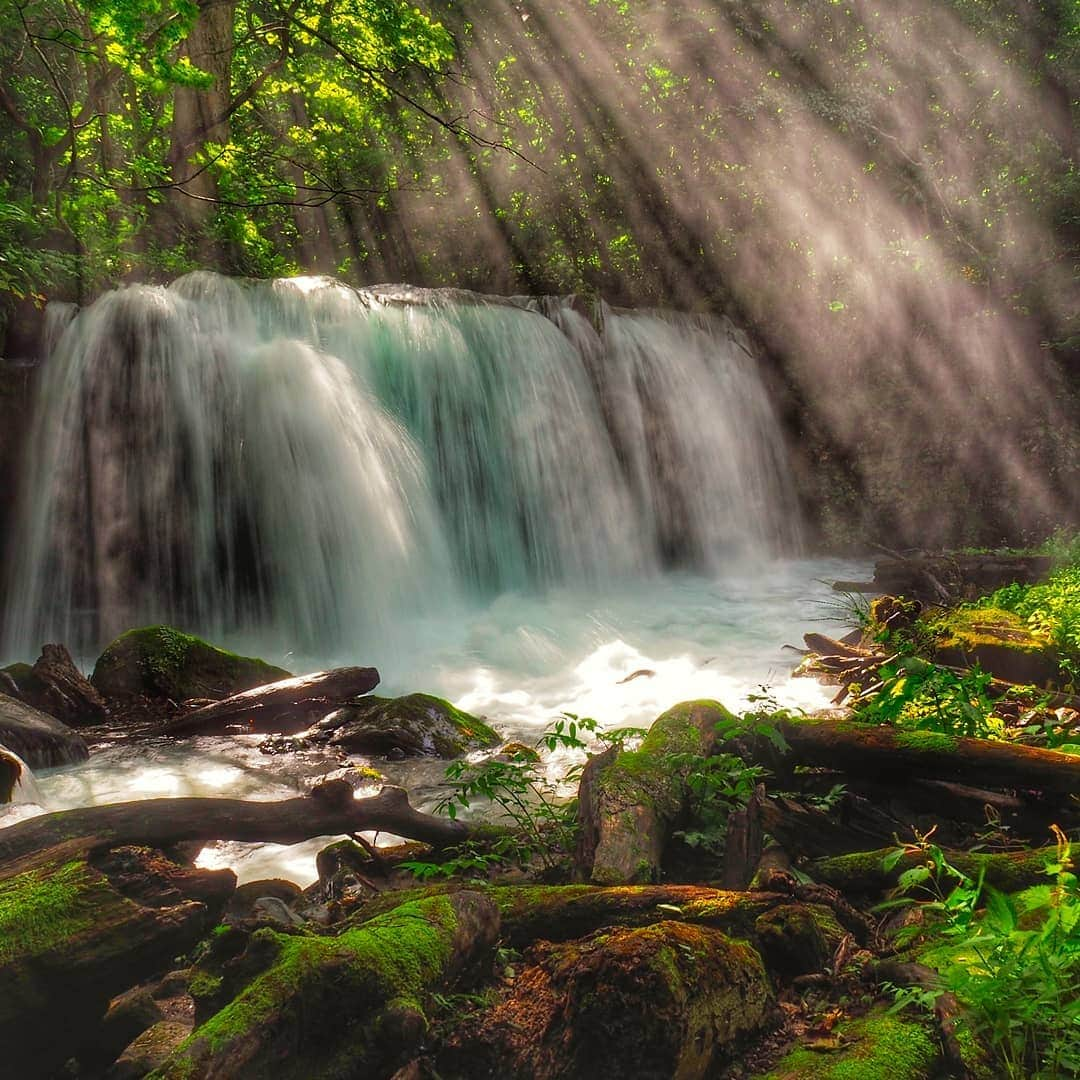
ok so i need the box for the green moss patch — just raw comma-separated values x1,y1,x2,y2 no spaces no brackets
0,859,106,966
156,893,491,1080
759,1010,938,1079
91,625,292,701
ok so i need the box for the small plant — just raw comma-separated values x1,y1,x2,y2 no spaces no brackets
402,713,599,879
881,826,1080,1079
851,656,1000,739
670,700,788,857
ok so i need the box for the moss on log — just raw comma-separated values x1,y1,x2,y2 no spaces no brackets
810,845,1055,895
764,716,1080,798
153,891,500,1080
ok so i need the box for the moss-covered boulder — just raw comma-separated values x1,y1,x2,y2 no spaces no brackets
754,902,846,977
153,890,500,1080
0,847,234,1076
0,690,89,768
91,626,292,702
0,661,43,698
931,606,1063,687
450,921,772,1080
757,1010,939,1079
325,692,499,758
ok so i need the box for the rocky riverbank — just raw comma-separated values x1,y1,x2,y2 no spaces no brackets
1,551,1078,1078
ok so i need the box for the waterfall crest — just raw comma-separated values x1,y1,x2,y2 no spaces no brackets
3,273,799,658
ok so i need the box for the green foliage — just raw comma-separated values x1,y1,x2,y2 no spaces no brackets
883,827,1080,1079
401,713,599,878
670,699,788,857
852,656,1000,740
986,563,1080,684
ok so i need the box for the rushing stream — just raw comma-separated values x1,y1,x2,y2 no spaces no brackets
1,272,866,885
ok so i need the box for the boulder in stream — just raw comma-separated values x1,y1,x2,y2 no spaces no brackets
91,625,292,702
324,692,499,758
0,690,89,768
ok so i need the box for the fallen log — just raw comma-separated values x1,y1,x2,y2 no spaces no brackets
0,784,468,871
802,632,875,660
576,700,733,885
161,666,381,736
810,844,1057,895
760,716,1080,799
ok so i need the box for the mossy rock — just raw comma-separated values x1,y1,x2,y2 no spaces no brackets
0,851,233,1076
153,890,500,1080
757,1009,939,1079
754,902,846,977
931,606,1063,687
454,920,772,1080
326,692,499,758
91,625,292,702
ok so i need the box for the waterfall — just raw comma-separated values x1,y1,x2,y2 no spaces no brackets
2,273,799,659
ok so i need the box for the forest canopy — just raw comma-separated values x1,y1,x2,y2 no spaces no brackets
1,0,1077,545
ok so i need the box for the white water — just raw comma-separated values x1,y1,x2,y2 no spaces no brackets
1,272,850,885
6,559,867,885
3,273,799,658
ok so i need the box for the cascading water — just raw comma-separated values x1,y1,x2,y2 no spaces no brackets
2,272,801,660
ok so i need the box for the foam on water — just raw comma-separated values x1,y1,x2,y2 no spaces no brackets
8,559,866,885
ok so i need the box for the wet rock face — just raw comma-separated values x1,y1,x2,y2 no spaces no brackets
0,359,34,604
90,625,292,702
0,690,89,768
453,921,773,1080
324,693,500,758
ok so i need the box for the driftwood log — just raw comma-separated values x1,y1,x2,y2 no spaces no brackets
0,784,469,871
162,666,381,736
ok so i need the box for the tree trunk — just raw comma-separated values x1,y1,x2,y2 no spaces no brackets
576,700,736,885
166,0,235,244
0,785,468,871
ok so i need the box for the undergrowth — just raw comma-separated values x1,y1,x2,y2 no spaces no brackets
883,826,1080,1079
